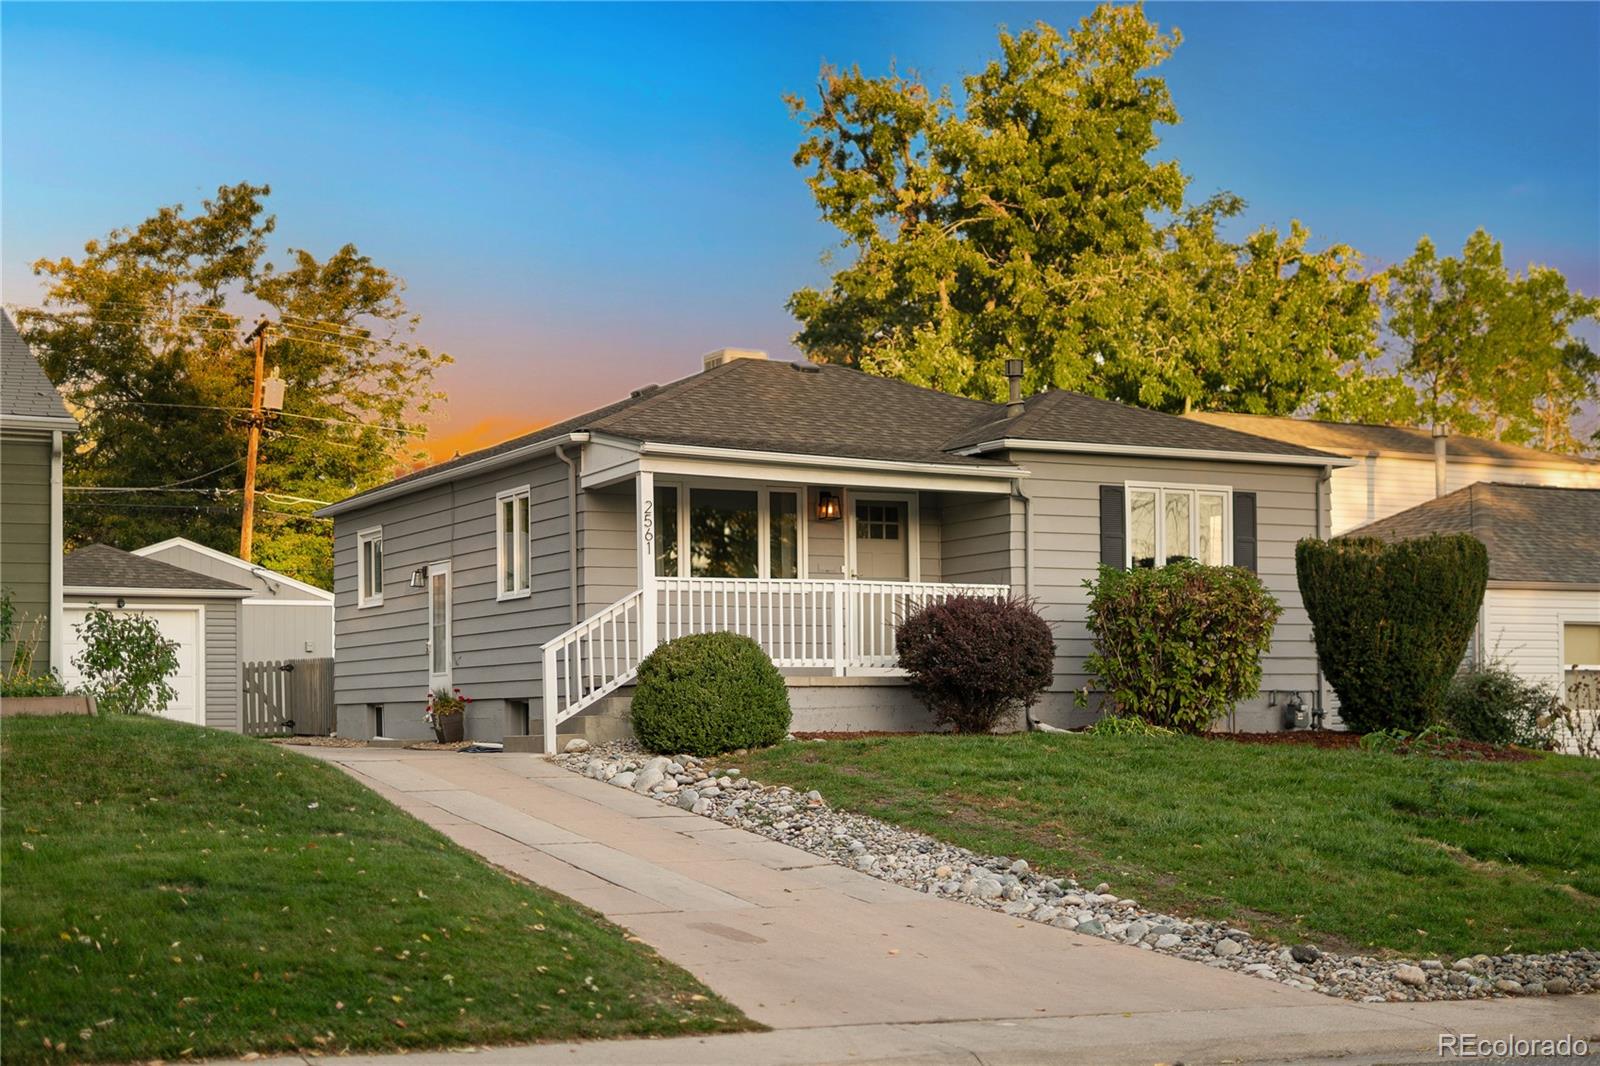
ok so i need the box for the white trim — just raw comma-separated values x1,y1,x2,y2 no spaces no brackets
315,433,590,516
1559,615,1600,682
65,585,249,600
0,414,80,432
49,429,64,674
954,437,1358,469
637,440,1024,478
131,537,334,602
356,527,384,608
241,597,337,608
844,490,920,582
1123,481,1233,568
629,454,1018,495
654,480,812,581
494,485,533,602
426,561,452,692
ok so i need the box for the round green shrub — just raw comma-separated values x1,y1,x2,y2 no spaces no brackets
1443,663,1558,748
1296,534,1487,734
631,632,791,756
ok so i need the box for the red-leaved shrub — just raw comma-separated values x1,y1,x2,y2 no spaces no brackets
895,596,1055,733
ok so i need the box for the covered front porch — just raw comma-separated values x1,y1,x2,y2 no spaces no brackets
541,440,1026,748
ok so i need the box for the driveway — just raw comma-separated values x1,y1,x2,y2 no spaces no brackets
281,747,1596,1065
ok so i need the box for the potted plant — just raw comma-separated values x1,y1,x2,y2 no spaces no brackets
425,687,469,743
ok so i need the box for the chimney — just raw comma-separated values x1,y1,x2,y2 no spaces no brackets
703,348,768,372
1005,358,1025,418
1432,423,1448,497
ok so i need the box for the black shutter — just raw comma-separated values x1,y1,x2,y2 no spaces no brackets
1099,485,1126,569
1233,491,1258,573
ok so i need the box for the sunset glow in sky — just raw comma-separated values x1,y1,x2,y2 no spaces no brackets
4,2,1597,459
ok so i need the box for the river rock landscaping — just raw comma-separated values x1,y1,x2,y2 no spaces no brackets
554,740,1598,1005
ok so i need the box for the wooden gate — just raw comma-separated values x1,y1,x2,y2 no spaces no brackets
242,657,334,736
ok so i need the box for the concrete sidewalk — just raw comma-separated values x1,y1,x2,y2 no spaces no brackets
268,748,1595,1065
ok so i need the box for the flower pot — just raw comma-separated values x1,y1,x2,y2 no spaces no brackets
433,713,464,744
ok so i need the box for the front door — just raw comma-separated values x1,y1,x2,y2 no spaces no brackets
426,562,452,695
852,498,910,581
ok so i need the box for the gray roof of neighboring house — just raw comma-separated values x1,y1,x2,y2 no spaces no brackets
64,543,250,594
1186,411,1600,468
325,358,1342,515
947,389,1338,458
1344,483,1600,586
1,312,76,427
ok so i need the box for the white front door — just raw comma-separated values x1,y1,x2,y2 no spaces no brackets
62,604,203,724
852,497,911,581
426,562,452,695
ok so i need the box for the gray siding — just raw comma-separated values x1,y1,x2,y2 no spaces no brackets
1012,451,1323,729
940,493,1023,587
332,452,574,741
806,487,845,577
578,485,636,615
142,542,329,601
204,599,240,731
1,432,53,673
242,603,334,660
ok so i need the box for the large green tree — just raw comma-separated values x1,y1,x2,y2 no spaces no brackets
786,5,1381,412
18,183,449,586
1368,229,1599,451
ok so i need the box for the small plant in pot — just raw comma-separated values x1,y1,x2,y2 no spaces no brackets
426,687,470,743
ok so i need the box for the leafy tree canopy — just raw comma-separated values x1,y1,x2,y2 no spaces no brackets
786,5,1383,416
18,183,450,586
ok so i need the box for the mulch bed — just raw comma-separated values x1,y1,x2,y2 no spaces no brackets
1207,730,1537,763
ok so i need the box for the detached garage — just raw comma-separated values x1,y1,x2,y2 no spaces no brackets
63,544,250,729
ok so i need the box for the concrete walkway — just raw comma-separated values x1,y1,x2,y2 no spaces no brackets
270,748,1596,1065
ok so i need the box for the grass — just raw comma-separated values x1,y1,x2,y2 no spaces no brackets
0,716,755,1064
731,731,1600,959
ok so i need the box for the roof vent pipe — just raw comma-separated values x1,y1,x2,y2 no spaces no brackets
1005,359,1025,418
1432,423,1448,498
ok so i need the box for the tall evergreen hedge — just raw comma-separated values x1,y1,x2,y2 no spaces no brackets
1295,534,1487,733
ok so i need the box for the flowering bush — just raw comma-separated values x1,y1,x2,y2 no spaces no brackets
1082,561,1280,733
425,687,470,728
895,596,1055,733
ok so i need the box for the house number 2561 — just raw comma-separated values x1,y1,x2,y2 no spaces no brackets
642,498,654,546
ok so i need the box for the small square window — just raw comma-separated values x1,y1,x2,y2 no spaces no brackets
357,528,384,607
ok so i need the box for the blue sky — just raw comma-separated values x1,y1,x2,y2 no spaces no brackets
4,2,1596,452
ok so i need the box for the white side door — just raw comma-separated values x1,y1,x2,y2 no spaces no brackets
426,562,452,695
62,604,203,725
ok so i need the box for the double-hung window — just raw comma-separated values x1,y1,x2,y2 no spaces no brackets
357,527,384,607
1127,484,1230,568
497,487,532,599
653,483,802,579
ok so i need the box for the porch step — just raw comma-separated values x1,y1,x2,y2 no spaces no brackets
510,692,636,753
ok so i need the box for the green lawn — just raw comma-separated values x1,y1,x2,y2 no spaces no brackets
732,732,1600,958
0,717,754,1064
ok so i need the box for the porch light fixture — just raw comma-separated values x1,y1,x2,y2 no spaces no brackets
816,490,842,522
409,567,428,589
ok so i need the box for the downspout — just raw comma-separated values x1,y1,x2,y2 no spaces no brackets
1013,475,1042,730
1312,463,1332,728
555,444,580,625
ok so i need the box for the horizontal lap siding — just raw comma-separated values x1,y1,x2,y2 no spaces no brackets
1,434,53,672
1332,455,1600,534
204,600,240,730
332,454,573,736
1015,452,1325,706
241,603,334,660
579,487,636,616
1482,588,1600,691
940,494,1021,586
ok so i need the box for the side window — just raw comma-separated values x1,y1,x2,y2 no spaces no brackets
497,487,531,599
1124,485,1231,569
357,527,384,607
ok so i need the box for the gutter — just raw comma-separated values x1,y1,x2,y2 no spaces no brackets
952,438,1357,469
65,586,251,600
555,444,581,625
0,414,81,434
315,432,591,517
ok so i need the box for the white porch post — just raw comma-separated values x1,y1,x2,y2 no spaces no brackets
542,644,558,754
831,584,847,677
637,470,658,660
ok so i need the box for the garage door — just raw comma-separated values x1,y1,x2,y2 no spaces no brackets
62,605,203,725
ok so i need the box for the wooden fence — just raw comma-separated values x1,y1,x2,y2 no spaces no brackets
242,657,334,736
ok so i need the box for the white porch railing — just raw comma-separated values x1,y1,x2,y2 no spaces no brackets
541,578,1010,751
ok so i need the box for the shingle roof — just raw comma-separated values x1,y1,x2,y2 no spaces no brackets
328,359,1342,514
1,312,76,426
64,544,250,593
1186,411,1600,469
945,389,1338,459
1343,483,1600,586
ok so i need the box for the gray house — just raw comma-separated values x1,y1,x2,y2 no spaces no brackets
318,350,1351,747
0,312,78,677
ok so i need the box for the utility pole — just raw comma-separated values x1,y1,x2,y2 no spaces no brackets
239,318,270,561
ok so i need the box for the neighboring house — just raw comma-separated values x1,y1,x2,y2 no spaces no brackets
0,312,78,676
1349,483,1600,707
318,350,1352,746
132,537,334,661
63,543,250,728
1186,412,1600,534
